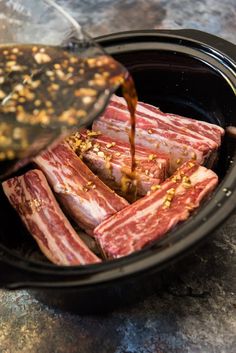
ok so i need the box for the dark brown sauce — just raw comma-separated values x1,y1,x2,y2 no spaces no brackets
121,74,138,201
0,44,137,188
122,74,137,173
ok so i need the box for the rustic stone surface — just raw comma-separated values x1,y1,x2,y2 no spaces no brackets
57,0,236,44
0,1,235,352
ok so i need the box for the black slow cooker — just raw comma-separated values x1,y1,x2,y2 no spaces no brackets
0,29,235,312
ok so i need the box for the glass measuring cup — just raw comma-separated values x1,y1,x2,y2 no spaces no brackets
0,0,129,176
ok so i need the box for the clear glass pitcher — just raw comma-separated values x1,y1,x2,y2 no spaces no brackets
0,0,129,176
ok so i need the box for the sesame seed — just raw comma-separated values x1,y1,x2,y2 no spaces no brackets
12,48,19,54
6,60,16,67
50,83,59,91
0,90,6,99
94,77,106,86
150,184,161,191
182,183,192,189
0,152,6,161
87,58,96,67
82,96,94,104
74,88,97,97
163,200,171,208
6,150,15,159
56,69,65,79
54,63,61,69
46,70,54,77
167,188,175,194
14,84,24,92
13,127,23,140
11,65,22,71
45,101,52,108
12,93,18,100
34,99,41,107
33,109,39,115
87,131,101,137
34,52,51,64
149,154,156,161
31,80,41,89
102,72,110,78
69,56,78,64
76,110,86,118
47,108,55,114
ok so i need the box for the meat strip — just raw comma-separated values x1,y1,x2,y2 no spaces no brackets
93,95,224,173
94,161,218,259
67,129,169,198
34,141,129,234
2,170,101,265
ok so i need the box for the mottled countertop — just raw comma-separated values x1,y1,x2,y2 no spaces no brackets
0,1,236,353
58,0,236,45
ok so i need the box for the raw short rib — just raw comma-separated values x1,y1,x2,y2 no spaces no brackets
2,170,101,265
94,161,218,259
34,141,129,234
67,129,169,198
93,95,224,173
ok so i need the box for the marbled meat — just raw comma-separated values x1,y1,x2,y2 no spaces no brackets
94,161,218,259
93,95,224,173
67,129,169,198
2,170,101,265
34,141,129,234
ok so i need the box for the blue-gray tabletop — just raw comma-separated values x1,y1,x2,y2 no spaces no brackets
0,1,235,352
